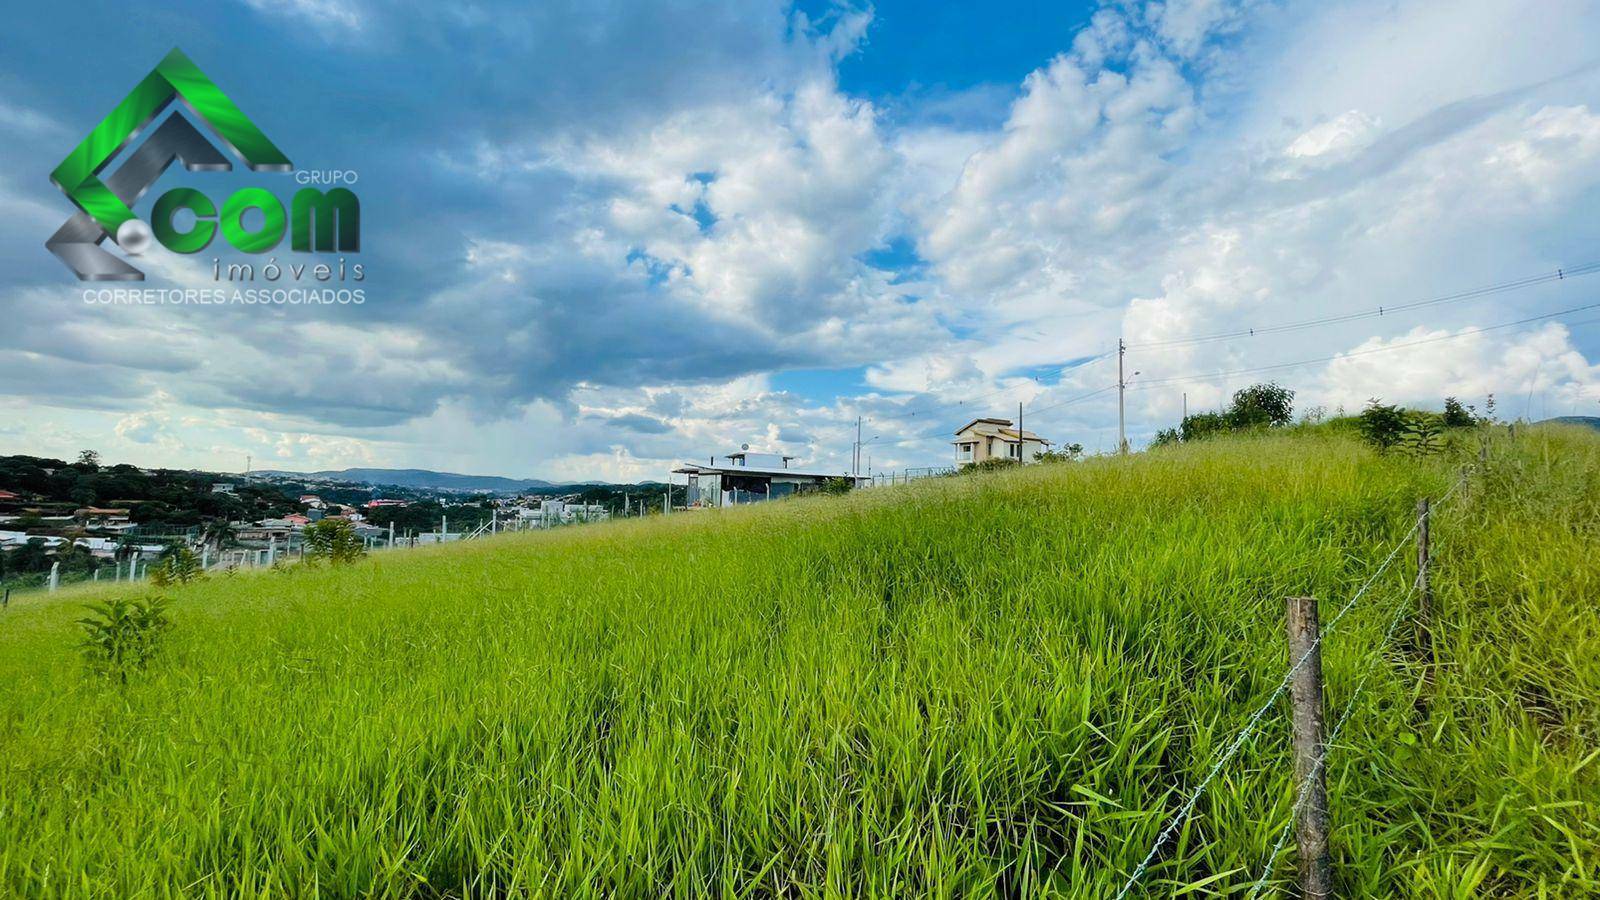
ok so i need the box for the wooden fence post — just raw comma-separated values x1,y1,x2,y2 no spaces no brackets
1286,595,1331,898
1416,498,1432,666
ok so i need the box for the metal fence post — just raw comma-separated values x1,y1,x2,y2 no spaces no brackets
1286,595,1331,898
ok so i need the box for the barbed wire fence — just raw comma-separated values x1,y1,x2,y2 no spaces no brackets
1113,465,1474,899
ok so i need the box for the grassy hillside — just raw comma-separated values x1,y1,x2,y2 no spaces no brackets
1,427,1596,897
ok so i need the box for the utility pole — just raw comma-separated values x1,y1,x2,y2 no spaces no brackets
1017,400,1024,463
1182,391,1187,421
1117,338,1128,454
854,416,863,478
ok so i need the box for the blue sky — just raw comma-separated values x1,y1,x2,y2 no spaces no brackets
4,0,1600,480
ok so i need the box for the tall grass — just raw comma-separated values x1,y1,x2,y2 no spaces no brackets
0,427,1595,897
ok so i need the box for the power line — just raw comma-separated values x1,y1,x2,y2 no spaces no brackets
863,350,1114,425
1020,383,1119,417
850,264,1598,464
861,384,1117,448
1126,261,1600,350
1127,299,1600,392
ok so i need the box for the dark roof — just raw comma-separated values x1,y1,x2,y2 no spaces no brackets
954,417,1013,434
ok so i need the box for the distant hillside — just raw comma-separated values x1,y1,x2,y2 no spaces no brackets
257,467,580,493
1541,416,1600,431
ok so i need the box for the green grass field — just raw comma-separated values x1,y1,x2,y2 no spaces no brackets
1,426,1596,898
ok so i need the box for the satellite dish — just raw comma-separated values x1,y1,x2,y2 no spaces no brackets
741,443,750,450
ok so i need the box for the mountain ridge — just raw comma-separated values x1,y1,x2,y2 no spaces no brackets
253,467,604,493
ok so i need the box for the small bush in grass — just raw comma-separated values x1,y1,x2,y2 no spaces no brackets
961,457,1019,475
1442,397,1476,429
1358,399,1409,452
149,546,202,587
78,596,172,682
1405,413,1444,456
1181,411,1231,442
820,477,855,495
304,519,366,565
1037,443,1085,461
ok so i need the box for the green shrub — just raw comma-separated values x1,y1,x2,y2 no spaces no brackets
1226,382,1295,429
150,546,202,587
820,477,855,495
77,596,172,682
304,519,366,565
1181,411,1230,442
1405,413,1445,456
1357,399,1409,452
1164,382,1297,445
1441,397,1476,428
1037,443,1085,461
960,457,1019,475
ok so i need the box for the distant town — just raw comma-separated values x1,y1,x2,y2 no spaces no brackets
0,451,678,592
0,414,1094,593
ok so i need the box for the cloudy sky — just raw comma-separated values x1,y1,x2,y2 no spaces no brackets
4,0,1600,481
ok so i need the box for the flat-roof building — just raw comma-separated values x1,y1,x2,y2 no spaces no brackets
672,449,853,508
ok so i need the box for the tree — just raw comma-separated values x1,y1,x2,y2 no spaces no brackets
1150,428,1180,449
1038,443,1086,461
71,481,97,506
54,540,96,575
1357,399,1409,452
1181,411,1230,442
304,519,366,565
8,539,50,573
1441,397,1476,428
1227,383,1295,429
76,450,101,471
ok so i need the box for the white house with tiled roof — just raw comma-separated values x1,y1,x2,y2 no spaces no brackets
952,418,1053,466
